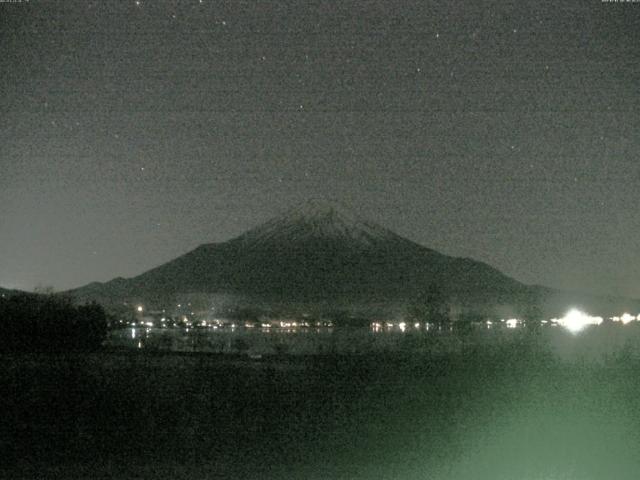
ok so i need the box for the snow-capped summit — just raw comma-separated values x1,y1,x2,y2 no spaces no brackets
237,199,402,248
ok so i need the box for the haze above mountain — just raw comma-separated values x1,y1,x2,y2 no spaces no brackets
69,200,639,317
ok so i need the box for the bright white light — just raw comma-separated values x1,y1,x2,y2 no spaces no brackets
557,309,602,333
505,318,518,329
398,322,406,332
136,305,143,313
620,313,635,325
145,321,153,327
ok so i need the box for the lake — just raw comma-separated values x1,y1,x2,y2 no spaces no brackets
108,322,640,362
4,323,640,479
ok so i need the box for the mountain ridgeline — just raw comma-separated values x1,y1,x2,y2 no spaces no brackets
68,200,639,318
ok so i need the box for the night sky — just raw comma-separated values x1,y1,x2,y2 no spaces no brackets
1,0,639,297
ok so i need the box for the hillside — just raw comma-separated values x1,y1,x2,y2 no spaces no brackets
67,200,640,318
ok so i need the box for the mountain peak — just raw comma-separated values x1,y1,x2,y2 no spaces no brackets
291,197,347,214
281,198,361,224
236,199,400,248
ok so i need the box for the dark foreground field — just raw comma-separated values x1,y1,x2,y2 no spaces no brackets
3,330,640,479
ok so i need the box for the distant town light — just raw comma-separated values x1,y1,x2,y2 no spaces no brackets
620,313,635,325
556,309,602,333
505,318,519,329
136,305,143,313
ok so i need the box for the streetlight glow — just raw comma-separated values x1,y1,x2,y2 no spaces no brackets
556,309,602,334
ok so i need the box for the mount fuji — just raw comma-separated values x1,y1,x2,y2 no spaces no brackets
68,200,639,317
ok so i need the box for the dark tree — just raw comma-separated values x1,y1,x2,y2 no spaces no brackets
408,284,450,327
0,294,108,352
518,291,544,331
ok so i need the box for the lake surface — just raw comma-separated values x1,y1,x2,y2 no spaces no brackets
108,322,640,362
5,324,640,479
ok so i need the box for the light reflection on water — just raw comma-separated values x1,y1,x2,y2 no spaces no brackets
108,323,640,361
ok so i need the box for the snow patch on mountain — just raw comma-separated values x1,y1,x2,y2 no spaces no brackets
237,199,404,248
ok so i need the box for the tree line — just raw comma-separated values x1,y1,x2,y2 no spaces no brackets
0,293,108,352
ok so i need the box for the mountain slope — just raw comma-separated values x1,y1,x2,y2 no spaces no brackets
67,200,638,316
